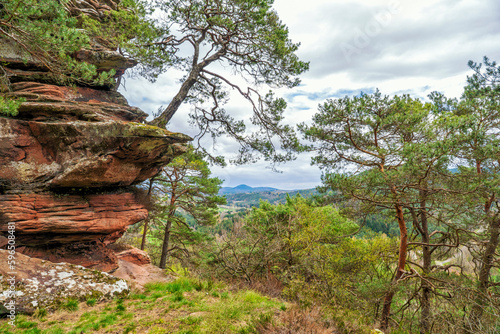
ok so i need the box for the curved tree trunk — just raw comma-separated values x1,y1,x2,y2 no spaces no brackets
150,69,200,128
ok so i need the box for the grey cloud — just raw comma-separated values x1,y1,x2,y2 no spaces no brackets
212,158,322,190
299,0,500,81
285,87,376,103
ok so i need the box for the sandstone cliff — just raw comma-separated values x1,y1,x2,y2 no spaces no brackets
0,0,190,272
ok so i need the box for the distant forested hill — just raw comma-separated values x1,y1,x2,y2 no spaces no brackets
220,185,317,207
219,184,279,194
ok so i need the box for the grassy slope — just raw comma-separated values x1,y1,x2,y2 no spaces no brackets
0,277,290,334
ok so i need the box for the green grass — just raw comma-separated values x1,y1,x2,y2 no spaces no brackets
61,299,79,312
33,308,47,319
15,316,38,329
85,298,96,307
144,277,195,294
0,277,287,334
44,327,65,334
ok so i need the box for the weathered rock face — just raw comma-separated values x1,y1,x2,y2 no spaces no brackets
0,192,148,246
0,250,129,315
0,82,189,191
0,1,190,272
17,241,120,273
0,190,146,271
0,89,188,270
0,81,189,270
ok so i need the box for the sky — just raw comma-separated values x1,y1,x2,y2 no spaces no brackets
119,0,500,190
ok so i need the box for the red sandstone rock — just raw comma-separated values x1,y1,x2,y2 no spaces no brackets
0,0,190,276
18,241,120,272
10,82,133,106
0,109,190,190
0,192,147,246
0,82,189,272
116,247,151,266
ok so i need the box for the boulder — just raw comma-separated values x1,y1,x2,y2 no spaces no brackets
116,247,151,266
0,250,129,315
111,259,172,290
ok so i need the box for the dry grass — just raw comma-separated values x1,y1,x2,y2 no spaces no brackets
258,307,338,334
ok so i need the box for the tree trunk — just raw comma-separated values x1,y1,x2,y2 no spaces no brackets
142,178,155,251
380,202,408,331
150,68,200,128
140,219,149,251
419,195,432,334
287,214,293,266
158,216,173,269
466,216,500,333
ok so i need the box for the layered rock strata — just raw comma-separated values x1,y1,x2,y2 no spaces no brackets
0,82,189,271
0,82,189,191
0,1,190,272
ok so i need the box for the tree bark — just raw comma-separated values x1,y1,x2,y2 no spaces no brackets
419,194,432,334
150,69,200,128
464,158,499,333
140,219,149,251
380,202,408,331
159,213,174,269
466,216,500,333
142,177,155,251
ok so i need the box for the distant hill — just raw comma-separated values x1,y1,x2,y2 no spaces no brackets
219,184,280,195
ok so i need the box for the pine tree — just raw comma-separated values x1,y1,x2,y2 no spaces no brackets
149,147,226,269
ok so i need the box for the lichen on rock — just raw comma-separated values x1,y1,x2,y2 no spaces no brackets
0,250,129,315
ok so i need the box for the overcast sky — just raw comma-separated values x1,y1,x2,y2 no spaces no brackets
120,0,500,190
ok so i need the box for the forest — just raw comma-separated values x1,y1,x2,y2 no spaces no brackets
0,0,499,333
133,66,500,332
